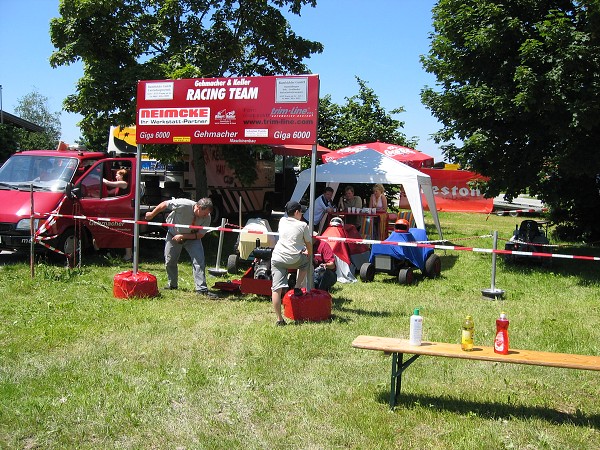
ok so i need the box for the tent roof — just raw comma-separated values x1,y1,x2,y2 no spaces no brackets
292,148,443,239
300,148,433,186
322,141,434,168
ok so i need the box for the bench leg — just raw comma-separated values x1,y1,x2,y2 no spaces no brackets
390,352,402,408
389,352,421,409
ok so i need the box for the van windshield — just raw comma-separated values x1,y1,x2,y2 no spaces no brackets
0,155,78,191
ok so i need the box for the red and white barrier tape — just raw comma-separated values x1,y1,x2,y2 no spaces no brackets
32,212,600,262
34,212,280,236
31,196,72,256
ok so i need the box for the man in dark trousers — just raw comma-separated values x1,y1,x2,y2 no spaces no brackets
145,197,218,298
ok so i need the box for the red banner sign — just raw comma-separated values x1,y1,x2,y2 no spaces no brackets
421,168,493,213
136,75,319,145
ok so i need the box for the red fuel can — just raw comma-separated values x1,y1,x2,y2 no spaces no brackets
283,288,332,322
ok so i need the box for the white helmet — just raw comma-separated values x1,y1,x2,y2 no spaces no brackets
330,216,344,227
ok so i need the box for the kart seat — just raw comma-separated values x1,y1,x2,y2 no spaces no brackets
517,220,543,242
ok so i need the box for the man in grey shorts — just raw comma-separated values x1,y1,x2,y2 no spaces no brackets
270,201,313,326
145,197,218,298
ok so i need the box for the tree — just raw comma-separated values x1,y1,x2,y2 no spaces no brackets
318,77,417,151
13,89,62,150
421,0,600,241
0,125,20,163
49,0,323,198
314,77,416,206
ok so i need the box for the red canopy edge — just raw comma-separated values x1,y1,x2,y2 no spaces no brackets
322,141,434,168
270,144,331,157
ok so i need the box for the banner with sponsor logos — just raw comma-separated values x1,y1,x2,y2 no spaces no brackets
136,75,319,145
420,168,493,213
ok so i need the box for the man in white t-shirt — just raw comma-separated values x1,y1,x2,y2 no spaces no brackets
271,201,312,326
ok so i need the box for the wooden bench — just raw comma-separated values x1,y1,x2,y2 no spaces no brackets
352,335,600,409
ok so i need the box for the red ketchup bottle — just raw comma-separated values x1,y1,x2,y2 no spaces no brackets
494,312,510,354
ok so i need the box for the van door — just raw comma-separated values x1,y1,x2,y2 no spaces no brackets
75,159,134,249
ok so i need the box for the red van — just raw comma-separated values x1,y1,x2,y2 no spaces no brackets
0,149,138,256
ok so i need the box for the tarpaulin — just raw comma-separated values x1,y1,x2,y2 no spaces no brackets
113,270,159,299
321,224,370,281
369,229,433,271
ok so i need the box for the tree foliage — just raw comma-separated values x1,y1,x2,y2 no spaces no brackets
421,0,600,241
12,89,62,150
0,125,20,163
50,0,323,197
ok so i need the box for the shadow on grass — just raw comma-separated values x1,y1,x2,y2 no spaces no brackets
501,253,600,286
375,391,600,428
439,253,459,271
331,295,392,319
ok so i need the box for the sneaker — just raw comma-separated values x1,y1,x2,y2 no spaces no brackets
293,288,303,296
163,285,178,290
275,320,286,326
197,290,219,299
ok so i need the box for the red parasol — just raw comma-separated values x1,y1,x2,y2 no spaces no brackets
321,141,434,169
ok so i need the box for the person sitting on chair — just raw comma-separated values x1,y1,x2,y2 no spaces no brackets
303,186,334,231
337,185,362,230
369,183,388,212
313,233,337,292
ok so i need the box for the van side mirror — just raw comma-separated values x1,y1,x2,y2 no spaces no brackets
66,183,82,199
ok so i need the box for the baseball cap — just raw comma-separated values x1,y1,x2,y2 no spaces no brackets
285,200,302,215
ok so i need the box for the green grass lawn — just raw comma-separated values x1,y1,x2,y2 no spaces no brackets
1,212,599,449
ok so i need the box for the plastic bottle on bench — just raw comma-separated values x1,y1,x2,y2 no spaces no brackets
461,315,474,351
494,312,510,354
409,308,423,346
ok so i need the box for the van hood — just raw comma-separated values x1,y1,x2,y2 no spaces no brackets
0,191,68,223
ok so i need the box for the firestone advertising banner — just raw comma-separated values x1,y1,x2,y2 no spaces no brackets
420,168,493,213
136,75,319,145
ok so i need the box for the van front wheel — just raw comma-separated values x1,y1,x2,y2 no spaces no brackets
48,228,79,261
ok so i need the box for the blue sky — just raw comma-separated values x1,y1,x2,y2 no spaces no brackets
0,0,444,161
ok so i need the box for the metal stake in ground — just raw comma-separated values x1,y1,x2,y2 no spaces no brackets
208,217,228,277
482,230,505,299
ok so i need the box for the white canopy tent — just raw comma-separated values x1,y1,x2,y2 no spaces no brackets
290,148,443,239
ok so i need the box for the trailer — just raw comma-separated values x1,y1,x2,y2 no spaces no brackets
493,195,546,217
110,126,293,224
